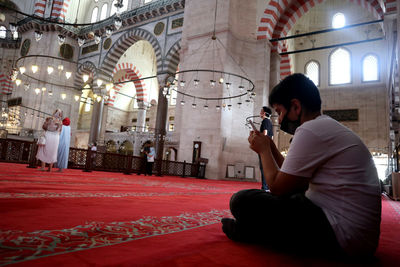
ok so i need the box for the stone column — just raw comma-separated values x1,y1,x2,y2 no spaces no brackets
269,50,281,90
88,98,104,146
175,0,267,179
269,49,281,148
154,74,169,175
136,101,147,132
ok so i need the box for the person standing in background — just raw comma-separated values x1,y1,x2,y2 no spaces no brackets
259,106,274,190
57,117,71,172
36,109,63,172
91,142,97,168
145,141,155,176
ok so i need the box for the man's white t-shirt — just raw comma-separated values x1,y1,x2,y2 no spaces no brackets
281,115,381,256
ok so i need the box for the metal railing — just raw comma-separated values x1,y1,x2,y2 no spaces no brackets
0,138,205,178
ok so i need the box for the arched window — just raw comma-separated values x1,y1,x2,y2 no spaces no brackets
305,60,320,86
100,3,108,20
332,12,345,29
329,47,351,85
110,0,128,16
91,7,98,23
0,26,6,39
362,54,379,82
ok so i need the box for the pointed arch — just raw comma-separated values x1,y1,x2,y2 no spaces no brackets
258,0,384,82
74,61,98,89
163,40,181,74
108,65,146,107
258,0,384,41
101,28,163,79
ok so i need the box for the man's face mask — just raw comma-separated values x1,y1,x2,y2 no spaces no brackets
280,107,301,135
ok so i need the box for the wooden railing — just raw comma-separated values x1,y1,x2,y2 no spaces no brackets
0,138,205,178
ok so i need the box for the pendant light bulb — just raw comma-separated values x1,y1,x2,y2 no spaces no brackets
31,65,38,73
34,30,43,41
97,79,103,87
19,66,26,74
114,17,122,30
65,71,72,79
82,74,89,82
58,34,65,45
106,83,113,91
94,34,101,44
106,27,113,37
47,66,54,75
77,36,85,47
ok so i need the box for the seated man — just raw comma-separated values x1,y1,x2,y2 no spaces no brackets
221,73,381,259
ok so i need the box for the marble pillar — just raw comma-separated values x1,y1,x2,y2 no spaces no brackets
154,74,169,174
136,101,147,132
269,51,281,90
175,0,270,179
89,98,104,146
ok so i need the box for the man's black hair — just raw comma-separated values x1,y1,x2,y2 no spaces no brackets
262,106,272,115
268,73,321,112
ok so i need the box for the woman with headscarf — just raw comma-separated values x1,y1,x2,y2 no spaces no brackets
36,109,63,171
57,117,71,172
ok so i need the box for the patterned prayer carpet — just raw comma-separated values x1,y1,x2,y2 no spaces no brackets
0,162,399,266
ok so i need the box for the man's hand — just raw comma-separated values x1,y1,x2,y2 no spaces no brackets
248,130,271,154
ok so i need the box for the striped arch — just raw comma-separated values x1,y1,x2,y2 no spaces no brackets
385,0,397,13
74,61,98,89
258,0,384,41
163,40,181,74
34,0,46,17
107,65,146,107
101,28,163,79
258,0,385,80
50,0,71,22
0,72,13,95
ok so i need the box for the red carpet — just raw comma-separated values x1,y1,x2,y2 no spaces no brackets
0,162,399,266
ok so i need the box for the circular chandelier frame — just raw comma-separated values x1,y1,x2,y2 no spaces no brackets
172,69,254,101
15,55,114,91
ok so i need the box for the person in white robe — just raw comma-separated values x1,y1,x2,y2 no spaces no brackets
57,117,71,172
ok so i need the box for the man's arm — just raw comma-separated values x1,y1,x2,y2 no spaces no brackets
270,140,284,167
249,131,308,196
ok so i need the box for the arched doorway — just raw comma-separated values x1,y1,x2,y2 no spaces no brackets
106,140,118,153
119,140,134,155
164,147,177,161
